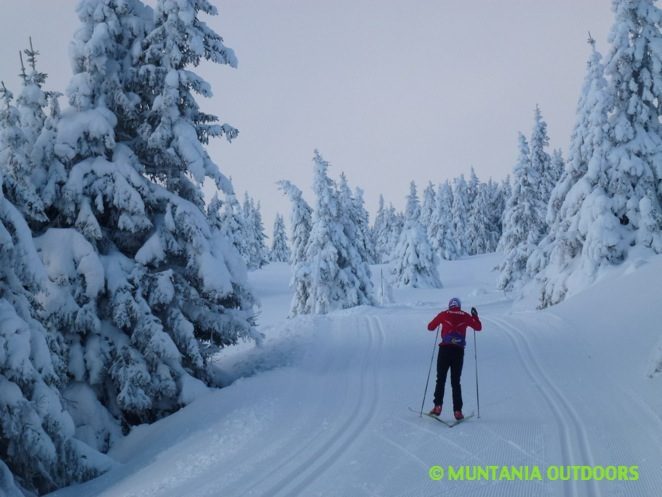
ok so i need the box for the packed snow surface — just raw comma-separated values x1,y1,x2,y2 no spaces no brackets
48,254,662,497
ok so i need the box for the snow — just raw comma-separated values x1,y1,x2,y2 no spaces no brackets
46,253,662,497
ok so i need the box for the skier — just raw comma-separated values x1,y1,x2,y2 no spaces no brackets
427,297,481,420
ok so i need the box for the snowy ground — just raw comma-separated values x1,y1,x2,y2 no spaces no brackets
48,254,662,497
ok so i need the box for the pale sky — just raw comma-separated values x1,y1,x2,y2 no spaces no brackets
0,1,614,232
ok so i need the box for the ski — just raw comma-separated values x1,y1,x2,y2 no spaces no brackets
408,407,452,427
447,412,475,428
409,407,475,428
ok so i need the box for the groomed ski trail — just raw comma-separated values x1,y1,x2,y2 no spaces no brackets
484,315,600,497
47,297,661,497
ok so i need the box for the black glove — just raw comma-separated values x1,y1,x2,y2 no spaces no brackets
471,307,478,318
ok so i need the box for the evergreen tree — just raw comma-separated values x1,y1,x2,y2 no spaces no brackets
374,199,402,263
391,181,442,288
353,187,377,264
498,175,512,244
451,175,470,256
0,174,110,494
467,182,493,255
336,174,375,264
428,180,457,260
485,178,505,252
243,194,268,269
32,92,66,214
372,194,391,263
466,167,480,227
497,133,545,292
529,106,554,220
598,0,662,253
386,204,404,261
40,0,257,435
420,181,436,230
0,82,47,225
533,4,662,307
532,39,611,306
278,180,313,316
305,150,375,314
270,213,290,263
138,0,237,200
548,149,566,216
212,191,250,260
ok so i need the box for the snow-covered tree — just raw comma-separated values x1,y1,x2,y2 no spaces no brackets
391,181,442,288
39,0,257,435
0,175,110,494
420,181,437,230
270,213,290,263
373,197,402,263
372,195,390,263
32,93,66,214
211,191,250,259
497,133,545,292
596,0,662,253
533,4,662,307
531,39,611,307
450,175,470,256
336,174,375,264
485,178,505,252
466,167,480,215
138,0,237,200
467,182,493,255
242,194,268,269
353,187,377,264
387,204,404,261
529,106,554,219
428,180,457,260
304,150,375,314
278,180,313,316
0,83,47,225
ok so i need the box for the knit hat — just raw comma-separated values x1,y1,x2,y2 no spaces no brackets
448,297,461,309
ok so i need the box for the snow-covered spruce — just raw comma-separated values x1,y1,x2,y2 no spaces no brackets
242,193,269,269
450,175,470,257
529,105,559,228
465,167,480,253
420,182,437,233
137,0,237,200
210,191,251,261
497,133,546,293
533,2,662,308
12,39,66,222
0,82,47,225
391,181,442,288
372,195,401,263
278,180,313,316
36,0,257,443
467,180,498,255
428,180,457,260
270,213,290,263
0,175,110,494
337,174,376,264
302,150,375,314
528,38,608,308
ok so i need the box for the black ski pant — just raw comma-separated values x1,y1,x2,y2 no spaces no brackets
433,345,464,411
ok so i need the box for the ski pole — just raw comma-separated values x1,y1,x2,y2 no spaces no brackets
419,326,440,417
473,329,480,419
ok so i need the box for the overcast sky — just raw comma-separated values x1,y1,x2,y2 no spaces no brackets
0,0,614,231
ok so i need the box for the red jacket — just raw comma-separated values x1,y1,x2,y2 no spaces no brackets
427,309,482,348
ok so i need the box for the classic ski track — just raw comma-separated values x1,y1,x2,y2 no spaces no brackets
486,316,601,497
231,319,357,497
546,310,662,436
258,313,384,497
